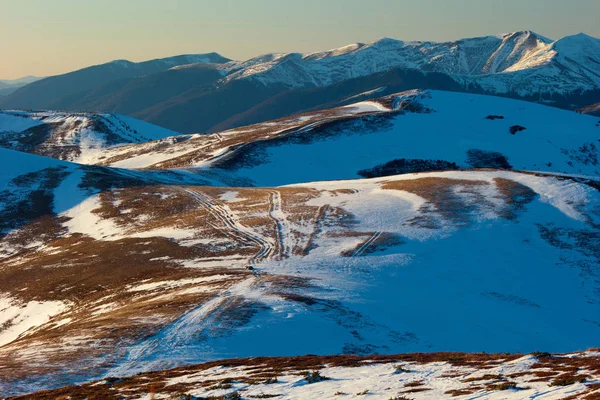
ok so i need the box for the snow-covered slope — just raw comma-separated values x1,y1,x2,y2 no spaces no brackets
215,31,599,96
210,90,600,186
65,90,597,186
1,163,599,395
13,351,600,400
9,90,597,185
72,95,403,171
1,91,599,397
0,111,180,164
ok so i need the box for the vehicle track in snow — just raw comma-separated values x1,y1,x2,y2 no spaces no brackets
352,231,383,257
303,204,330,256
267,190,290,260
181,187,274,265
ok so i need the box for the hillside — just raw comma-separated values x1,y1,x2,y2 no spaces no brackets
1,154,599,395
220,32,600,95
18,90,597,186
0,110,180,163
9,352,600,399
580,102,600,117
208,90,600,186
1,32,598,133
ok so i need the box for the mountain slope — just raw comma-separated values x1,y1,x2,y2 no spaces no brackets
222,32,549,88
218,31,600,96
1,53,229,110
0,89,599,398
580,101,600,117
0,110,181,163
0,76,41,86
207,90,600,186
31,90,598,185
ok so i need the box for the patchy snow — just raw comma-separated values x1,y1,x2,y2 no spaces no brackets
124,352,600,400
186,358,581,400
219,191,242,202
108,145,199,169
127,275,231,292
94,170,600,381
0,111,181,165
62,195,123,240
0,295,68,347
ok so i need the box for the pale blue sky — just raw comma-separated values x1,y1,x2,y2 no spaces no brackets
1,0,598,79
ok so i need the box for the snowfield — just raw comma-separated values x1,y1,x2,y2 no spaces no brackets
0,296,68,348
7,90,596,186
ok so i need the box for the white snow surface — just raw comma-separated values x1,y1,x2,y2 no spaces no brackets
0,295,68,348
155,354,598,400
230,90,600,186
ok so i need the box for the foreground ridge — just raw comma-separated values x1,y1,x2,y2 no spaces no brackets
8,350,600,399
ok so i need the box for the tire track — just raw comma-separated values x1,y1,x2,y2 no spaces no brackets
181,187,274,265
268,190,290,260
303,204,330,256
351,231,383,257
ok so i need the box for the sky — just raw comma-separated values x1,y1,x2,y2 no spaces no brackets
1,0,599,79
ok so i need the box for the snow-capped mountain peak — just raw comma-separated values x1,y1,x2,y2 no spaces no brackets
215,31,599,95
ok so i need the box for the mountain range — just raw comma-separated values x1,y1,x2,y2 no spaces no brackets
1,31,599,134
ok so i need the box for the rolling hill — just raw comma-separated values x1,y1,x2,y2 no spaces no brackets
0,110,181,164
10,352,600,399
7,90,594,186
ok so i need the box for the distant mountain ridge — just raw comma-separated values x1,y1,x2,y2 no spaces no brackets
0,75,42,96
1,31,598,133
2,53,230,108
218,31,600,95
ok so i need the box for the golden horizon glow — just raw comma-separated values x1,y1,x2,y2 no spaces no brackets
1,0,599,79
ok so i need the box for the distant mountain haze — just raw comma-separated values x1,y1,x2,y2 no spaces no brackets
0,76,42,97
